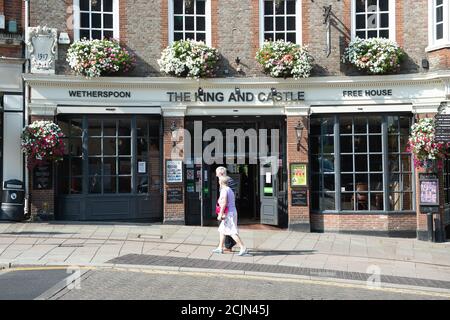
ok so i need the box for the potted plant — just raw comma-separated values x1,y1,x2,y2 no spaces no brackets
342,37,405,75
21,121,65,169
406,118,450,170
158,39,220,79
66,38,136,78
255,40,314,79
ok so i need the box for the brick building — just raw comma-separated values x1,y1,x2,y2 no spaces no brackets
16,0,450,239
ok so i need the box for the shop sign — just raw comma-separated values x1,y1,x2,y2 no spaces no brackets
290,163,308,187
419,173,439,213
291,189,308,207
166,160,183,183
68,90,132,98
167,187,183,203
166,91,305,103
435,114,450,142
342,89,393,98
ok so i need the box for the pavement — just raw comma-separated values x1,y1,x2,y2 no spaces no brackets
0,221,449,295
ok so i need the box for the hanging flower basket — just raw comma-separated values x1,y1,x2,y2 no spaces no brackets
158,39,220,78
66,38,136,78
21,121,65,169
406,118,450,170
342,37,405,75
255,40,314,79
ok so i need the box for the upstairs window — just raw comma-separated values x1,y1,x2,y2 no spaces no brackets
352,0,396,40
74,0,119,40
428,0,450,50
260,0,302,45
169,0,211,45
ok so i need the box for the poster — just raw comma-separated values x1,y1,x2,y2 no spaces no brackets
419,179,439,205
166,160,183,183
186,169,194,181
138,161,146,174
290,163,308,187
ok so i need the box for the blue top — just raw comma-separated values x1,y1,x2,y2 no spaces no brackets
220,186,236,213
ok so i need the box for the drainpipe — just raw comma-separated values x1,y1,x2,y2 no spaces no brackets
23,0,30,218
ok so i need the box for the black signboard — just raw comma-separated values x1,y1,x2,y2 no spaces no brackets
167,187,183,204
435,114,450,142
33,163,52,190
291,189,308,206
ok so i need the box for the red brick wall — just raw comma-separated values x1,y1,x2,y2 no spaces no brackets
396,0,404,47
301,0,309,45
28,116,55,216
0,0,23,58
0,0,4,13
286,116,310,230
250,0,259,58
163,117,185,223
211,0,218,48
428,48,450,70
161,0,168,50
119,0,127,45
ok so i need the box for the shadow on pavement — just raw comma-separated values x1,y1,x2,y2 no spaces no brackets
249,250,316,256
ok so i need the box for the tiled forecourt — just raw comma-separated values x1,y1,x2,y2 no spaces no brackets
108,254,450,290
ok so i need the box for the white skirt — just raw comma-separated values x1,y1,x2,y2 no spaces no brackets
218,211,239,236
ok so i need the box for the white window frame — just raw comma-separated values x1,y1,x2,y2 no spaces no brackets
73,0,120,41
168,0,212,46
259,0,302,46
351,0,396,41
427,0,450,51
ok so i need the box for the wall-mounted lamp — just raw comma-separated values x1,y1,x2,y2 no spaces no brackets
294,120,305,151
198,87,204,96
271,87,277,95
422,58,429,70
235,57,241,65
235,87,240,95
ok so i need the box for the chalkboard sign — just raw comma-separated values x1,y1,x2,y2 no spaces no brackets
33,163,52,190
291,189,307,206
435,114,450,142
167,187,183,204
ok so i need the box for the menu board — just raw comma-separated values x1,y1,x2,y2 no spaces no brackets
167,187,183,203
33,163,52,190
291,189,307,206
419,174,439,206
166,160,183,183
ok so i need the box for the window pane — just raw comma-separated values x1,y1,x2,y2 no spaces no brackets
103,30,113,39
340,117,353,134
104,158,116,175
70,138,82,157
356,31,366,38
371,193,384,210
355,155,368,172
403,174,412,191
322,136,334,154
276,17,285,31
286,17,295,30
379,29,389,39
196,33,206,42
354,135,367,153
197,16,205,31
341,193,354,210
89,119,101,136
275,1,285,14
322,155,335,172
174,32,184,41
91,30,102,40
186,33,195,40
81,13,90,28
320,193,335,211
137,176,148,194
80,29,90,39
118,120,131,136
388,135,399,153
104,138,116,155
369,135,382,152
356,14,366,29
70,178,82,194
356,0,365,12
91,0,101,11
341,174,354,191
389,173,401,191
356,192,369,210
103,176,116,193
265,17,274,31
89,176,102,194
283,0,294,14
286,33,296,43
368,117,382,133
104,0,113,12
185,16,194,30
80,0,90,11
437,6,443,22
355,174,368,186
89,158,102,175
136,120,148,137
354,117,367,133
196,0,205,14
341,155,354,172
380,13,389,28
92,13,101,28
264,0,274,15
89,138,101,155
185,0,194,14
118,158,131,175
71,158,83,176
324,175,335,192
340,136,353,153
322,118,334,134
436,24,443,40
403,193,413,211
389,155,399,172
104,14,113,29
370,174,383,191
70,119,83,136
401,155,411,172
264,33,274,41
379,0,389,11
368,30,377,38
275,33,285,41
174,0,183,14
119,177,131,193
370,154,383,171
118,139,130,155
103,120,116,136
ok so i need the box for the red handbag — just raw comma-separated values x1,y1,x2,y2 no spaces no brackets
215,201,228,216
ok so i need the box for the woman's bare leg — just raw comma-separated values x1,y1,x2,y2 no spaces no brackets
230,234,245,249
218,233,225,249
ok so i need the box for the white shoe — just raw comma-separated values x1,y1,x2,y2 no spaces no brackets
238,247,248,256
212,248,223,254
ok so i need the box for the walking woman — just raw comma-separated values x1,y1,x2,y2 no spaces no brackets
212,175,248,256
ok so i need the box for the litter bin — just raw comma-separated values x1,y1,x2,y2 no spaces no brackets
0,180,25,221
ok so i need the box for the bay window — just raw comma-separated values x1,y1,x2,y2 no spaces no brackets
311,114,414,213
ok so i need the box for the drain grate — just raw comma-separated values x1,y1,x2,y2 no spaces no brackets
137,234,163,240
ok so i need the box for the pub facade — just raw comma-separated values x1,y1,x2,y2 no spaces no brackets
21,0,450,239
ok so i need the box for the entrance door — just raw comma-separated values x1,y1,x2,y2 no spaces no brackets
260,157,278,226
